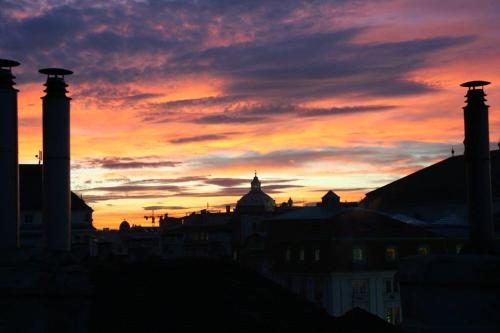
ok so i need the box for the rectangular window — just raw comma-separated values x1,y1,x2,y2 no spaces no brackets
314,279,324,305
417,245,430,255
285,248,291,262
385,246,397,261
299,248,305,261
385,306,401,325
352,247,364,262
352,279,369,298
385,280,392,294
314,249,320,262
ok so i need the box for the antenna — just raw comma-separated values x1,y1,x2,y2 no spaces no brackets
144,209,157,227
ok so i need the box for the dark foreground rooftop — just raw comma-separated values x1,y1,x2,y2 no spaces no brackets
88,259,400,333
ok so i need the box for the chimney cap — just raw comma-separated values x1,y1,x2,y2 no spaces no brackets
0,59,20,68
39,68,73,76
460,80,491,88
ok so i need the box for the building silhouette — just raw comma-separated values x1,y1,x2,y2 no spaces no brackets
19,164,94,251
235,173,276,214
361,150,500,240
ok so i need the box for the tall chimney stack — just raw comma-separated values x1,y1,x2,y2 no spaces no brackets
461,80,495,253
0,59,20,249
39,68,73,252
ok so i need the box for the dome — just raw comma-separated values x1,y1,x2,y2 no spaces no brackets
236,174,276,214
119,220,130,232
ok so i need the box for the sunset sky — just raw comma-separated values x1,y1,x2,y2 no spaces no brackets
1,0,499,228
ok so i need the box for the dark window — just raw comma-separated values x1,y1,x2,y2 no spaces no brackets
385,280,392,294
385,278,399,294
314,278,324,305
24,215,34,224
352,279,369,297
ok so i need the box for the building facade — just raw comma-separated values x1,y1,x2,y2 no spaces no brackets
266,207,450,324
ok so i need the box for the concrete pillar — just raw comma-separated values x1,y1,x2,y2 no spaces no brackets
0,59,20,249
39,68,73,252
461,80,494,253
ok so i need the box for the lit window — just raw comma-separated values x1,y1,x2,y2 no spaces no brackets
353,247,364,262
385,306,401,325
299,248,305,261
417,245,430,255
285,248,291,262
385,246,398,261
314,249,321,262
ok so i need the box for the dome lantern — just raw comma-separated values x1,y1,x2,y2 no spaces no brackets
251,171,261,191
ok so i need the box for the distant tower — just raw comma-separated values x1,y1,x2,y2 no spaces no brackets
40,68,73,252
451,146,455,156
0,59,20,249
461,80,494,253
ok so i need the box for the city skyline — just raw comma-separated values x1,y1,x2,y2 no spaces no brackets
2,0,500,228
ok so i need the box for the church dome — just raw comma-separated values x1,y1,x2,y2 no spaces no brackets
119,220,130,232
236,174,276,214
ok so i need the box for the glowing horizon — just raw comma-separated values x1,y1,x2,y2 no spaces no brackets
3,0,500,228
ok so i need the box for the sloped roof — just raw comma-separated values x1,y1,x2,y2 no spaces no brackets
322,190,339,200
362,151,500,211
20,164,92,211
269,207,440,240
270,206,338,220
329,208,440,239
236,189,275,214
183,212,232,226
